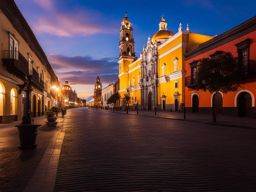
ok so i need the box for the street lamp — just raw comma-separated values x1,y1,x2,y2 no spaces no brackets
16,56,40,150
51,85,61,108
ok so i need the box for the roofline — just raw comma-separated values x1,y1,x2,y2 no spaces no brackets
0,0,58,81
186,16,256,59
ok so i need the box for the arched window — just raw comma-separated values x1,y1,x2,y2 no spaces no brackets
127,47,131,56
173,57,178,72
0,82,5,116
10,88,17,115
126,33,129,41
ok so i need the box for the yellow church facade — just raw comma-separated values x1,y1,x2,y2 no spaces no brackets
118,15,212,111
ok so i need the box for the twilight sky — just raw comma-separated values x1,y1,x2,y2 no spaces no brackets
15,0,256,98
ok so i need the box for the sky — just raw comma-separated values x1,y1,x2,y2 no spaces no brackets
15,0,256,98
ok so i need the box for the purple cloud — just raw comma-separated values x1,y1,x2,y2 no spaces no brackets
30,0,117,37
49,55,118,85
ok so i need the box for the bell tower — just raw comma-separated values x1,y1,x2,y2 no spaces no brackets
94,76,102,107
119,14,135,58
118,14,135,106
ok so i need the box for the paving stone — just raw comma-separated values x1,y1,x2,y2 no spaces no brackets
55,108,256,192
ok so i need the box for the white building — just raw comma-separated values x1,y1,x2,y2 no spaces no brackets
102,83,115,108
87,98,94,107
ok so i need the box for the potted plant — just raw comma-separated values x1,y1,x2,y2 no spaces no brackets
46,109,57,127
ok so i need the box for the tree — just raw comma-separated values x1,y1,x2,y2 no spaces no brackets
124,93,130,114
107,93,120,105
194,51,240,122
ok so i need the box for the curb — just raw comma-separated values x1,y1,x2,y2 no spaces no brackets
111,110,256,130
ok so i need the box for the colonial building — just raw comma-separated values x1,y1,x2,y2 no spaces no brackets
62,81,78,107
102,83,115,108
94,76,102,107
185,16,256,117
118,15,212,111
0,0,59,123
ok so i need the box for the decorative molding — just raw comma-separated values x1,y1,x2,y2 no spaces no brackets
0,74,20,84
158,31,183,50
118,72,128,77
158,43,183,59
234,89,255,107
128,65,140,74
130,85,141,92
169,70,182,81
158,76,166,84
128,57,142,67
118,88,128,93
186,16,256,59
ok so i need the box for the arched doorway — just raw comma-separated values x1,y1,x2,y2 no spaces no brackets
38,97,41,116
162,100,166,111
192,94,199,112
237,92,252,117
174,99,179,112
33,95,37,117
212,92,223,112
161,95,166,111
10,88,18,115
0,82,5,116
148,92,152,111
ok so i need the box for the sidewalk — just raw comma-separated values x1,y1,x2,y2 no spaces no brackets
0,116,64,192
114,110,256,129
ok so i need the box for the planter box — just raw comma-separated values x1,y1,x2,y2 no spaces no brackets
16,124,40,150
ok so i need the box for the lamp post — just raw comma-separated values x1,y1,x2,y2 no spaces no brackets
16,57,40,150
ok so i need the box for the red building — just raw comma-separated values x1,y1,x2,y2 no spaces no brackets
185,16,256,117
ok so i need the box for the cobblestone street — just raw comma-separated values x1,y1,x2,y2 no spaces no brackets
0,117,64,192
54,108,256,192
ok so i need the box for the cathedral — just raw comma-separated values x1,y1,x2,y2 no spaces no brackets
118,15,213,111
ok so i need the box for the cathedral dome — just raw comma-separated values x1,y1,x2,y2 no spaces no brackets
152,30,174,43
152,16,174,43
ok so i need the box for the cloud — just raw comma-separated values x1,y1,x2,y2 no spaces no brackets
31,0,117,37
32,0,53,10
49,55,118,85
34,13,112,37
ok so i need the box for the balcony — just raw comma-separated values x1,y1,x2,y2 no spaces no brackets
31,69,44,91
2,50,29,80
